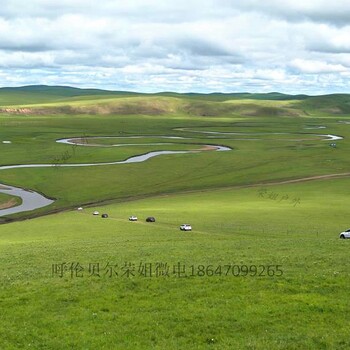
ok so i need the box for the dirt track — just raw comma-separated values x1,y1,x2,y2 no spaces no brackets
256,172,350,186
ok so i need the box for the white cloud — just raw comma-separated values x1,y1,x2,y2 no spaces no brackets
291,59,347,74
0,0,349,93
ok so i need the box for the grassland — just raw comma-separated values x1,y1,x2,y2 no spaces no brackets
0,193,21,209
1,182,350,349
0,86,350,349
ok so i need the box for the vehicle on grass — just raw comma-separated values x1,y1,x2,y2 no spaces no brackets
129,216,138,221
101,214,108,218
77,207,83,211
180,224,192,231
146,217,156,222
339,229,350,239
93,211,99,215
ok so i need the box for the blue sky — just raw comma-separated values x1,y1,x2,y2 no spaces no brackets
1,0,350,94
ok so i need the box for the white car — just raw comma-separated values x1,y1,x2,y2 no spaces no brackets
180,224,192,231
93,211,99,215
129,216,138,221
339,229,350,239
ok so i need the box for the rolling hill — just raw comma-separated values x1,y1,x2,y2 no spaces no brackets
0,85,349,117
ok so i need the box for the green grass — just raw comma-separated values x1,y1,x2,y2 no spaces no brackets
1,87,350,348
0,86,349,117
0,181,350,349
1,112,349,220
0,85,141,106
0,86,309,106
0,192,21,209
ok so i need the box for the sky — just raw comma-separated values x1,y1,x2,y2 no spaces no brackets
1,0,350,94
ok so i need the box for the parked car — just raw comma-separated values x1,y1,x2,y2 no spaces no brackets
77,207,83,211
180,224,192,231
129,216,138,221
146,217,156,222
93,211,99,215
339,229,350,239
101,214,108,218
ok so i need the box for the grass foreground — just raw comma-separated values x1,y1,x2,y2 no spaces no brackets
1,87,350,349
1,181,350,349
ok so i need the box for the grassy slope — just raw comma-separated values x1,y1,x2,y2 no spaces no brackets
1,87,350,348
0,86,309,105
0,86,142,106
0,181,349,349
0,85,349,117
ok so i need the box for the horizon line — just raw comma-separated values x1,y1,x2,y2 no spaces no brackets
1,84,348,97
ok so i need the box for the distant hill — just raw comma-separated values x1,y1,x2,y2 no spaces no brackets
297,94,350,114
0,85,308,102
0,85,350,116
156,91,310,101
0,85,141,97
0,85,142,106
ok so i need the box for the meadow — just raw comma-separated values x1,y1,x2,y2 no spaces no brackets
0,193,21,209
0,87,349,349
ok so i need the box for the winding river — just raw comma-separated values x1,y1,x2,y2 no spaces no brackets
0,184,54,217
0,127,342,217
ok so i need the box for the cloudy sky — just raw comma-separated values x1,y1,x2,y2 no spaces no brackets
1,0,350,94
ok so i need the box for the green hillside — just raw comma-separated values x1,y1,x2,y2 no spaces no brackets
1,85,350,117
1,86,350,349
